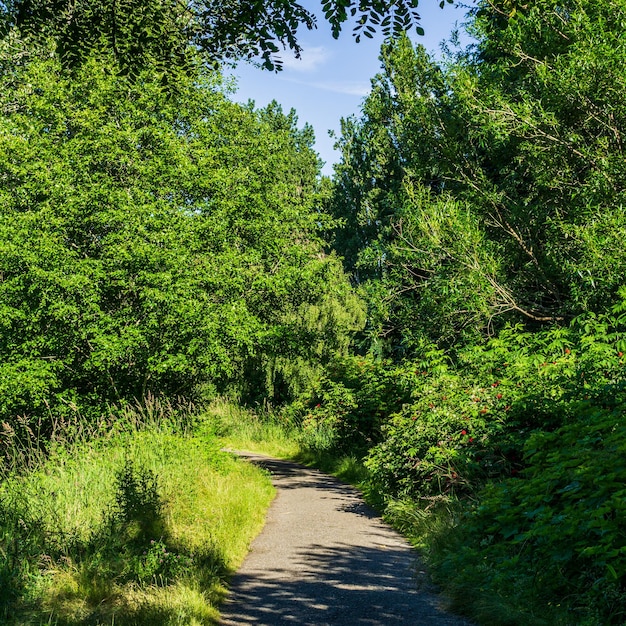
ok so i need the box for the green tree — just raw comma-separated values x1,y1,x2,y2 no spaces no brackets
331,36,499,351
331,0,626,354
0,42,362,427
461,0,626,319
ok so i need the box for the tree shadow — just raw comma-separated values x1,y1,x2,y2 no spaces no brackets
4,459,226,626
222,453,473,625
220,541,472,625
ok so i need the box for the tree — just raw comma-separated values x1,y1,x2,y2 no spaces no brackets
0,43,363,426
331,36,499,351
330,0,626,354
0,0,445,74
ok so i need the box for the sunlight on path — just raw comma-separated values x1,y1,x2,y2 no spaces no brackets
220,453,472,625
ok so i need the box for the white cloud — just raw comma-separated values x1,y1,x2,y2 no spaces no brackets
311,81,371,96
280,76,371,97
281,46,331,72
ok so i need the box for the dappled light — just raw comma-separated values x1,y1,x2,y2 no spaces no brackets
221,454,470,625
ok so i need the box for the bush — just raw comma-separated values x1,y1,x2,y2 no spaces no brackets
289,354,414,453
365,306,626,500
108,459,164,546
432,395,626,624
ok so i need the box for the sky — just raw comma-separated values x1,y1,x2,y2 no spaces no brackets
226,1,473,176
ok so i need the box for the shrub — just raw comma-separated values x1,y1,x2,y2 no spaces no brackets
432,395,626,624
365,306,626,500
290,354,414,452
108,459,164,545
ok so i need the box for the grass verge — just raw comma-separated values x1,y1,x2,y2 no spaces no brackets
0,400,274,625
209,398,300,459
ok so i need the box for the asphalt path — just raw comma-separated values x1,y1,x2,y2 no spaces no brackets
219,452,473,625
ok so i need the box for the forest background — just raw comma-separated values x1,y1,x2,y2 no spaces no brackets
1,0,626,624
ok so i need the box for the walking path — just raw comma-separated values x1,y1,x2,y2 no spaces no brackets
219,452,472,625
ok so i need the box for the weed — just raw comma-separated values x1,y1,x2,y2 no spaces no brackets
108,459,164,545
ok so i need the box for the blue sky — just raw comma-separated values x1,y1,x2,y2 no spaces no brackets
226,1,472,175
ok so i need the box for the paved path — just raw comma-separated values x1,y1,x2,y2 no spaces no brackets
219,452,472,625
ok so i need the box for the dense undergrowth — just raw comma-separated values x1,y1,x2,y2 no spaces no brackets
224,301,626,626
0,398,274,625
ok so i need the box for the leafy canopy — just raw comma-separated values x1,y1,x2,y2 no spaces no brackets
0,0,448,73
330,0,626,354
0,42,363,426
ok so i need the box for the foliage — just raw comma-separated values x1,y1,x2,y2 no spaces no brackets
409,381,626,626
287,354,413,452
108,459,164,546
330,0,626,354
366,299,626,494
0,44,361,435
443,403,626,625
291,303,626,488
0,403,274,625
1,0,444,74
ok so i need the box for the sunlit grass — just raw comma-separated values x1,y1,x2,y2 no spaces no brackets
0,401,275,626
209,398,300,458
208,398,373,490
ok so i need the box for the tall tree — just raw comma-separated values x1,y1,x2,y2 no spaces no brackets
331,0,626,354
0,44,363,425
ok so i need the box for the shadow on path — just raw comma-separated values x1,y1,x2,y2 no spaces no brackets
220,452,471,625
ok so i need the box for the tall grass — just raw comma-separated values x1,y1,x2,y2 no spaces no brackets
209,398,300,458
0,396,274,625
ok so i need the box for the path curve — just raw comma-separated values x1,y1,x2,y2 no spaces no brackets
220,452,472,625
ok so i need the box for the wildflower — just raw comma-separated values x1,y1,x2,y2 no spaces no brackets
461,430,467,436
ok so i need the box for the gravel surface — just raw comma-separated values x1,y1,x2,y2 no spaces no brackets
219,452,473,625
